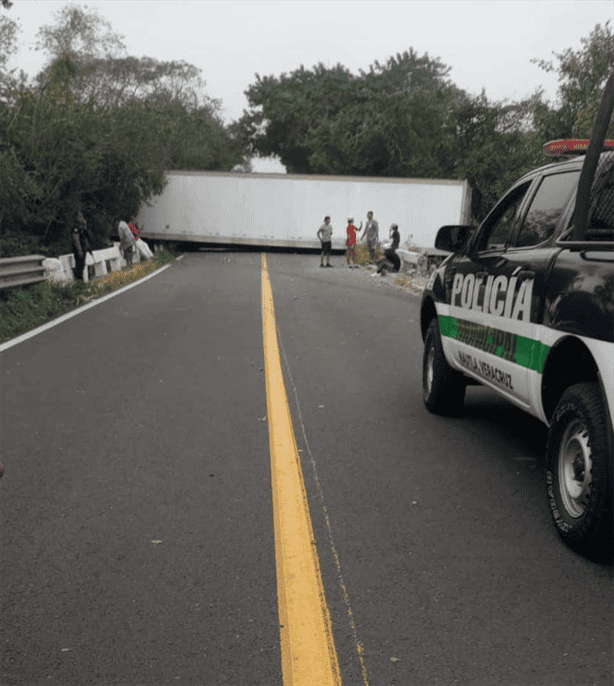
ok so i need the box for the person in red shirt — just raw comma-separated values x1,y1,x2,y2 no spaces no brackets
345,217,362,268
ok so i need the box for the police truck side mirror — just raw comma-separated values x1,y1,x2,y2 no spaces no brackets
434,225,473,253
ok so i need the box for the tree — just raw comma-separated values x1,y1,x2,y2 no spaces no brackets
0,4,250,256
35,3,126,64
0,11,19,74
0,65,170,255
531,21,614,138
444,91,542,221
53,55,215,111
239,62,355,173
0,10,20,240
164,103,245,170
33,5,221,115
32,3,245,168
239,49,462,177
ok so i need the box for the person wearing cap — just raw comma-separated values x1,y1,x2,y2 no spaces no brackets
377,223,402,275
360,211,379,264
345,217,362,268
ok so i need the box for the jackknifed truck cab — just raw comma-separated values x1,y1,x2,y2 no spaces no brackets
420,71,614,561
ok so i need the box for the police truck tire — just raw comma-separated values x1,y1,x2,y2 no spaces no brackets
545,382,613,561
423,318,466,416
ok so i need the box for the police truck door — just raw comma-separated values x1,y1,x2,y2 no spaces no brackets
442,181,534,408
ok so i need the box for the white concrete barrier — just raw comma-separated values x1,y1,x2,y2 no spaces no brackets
397,248,422,271
42,258,67,284
51,244,139,284
397,247,450,275
5,239,154,289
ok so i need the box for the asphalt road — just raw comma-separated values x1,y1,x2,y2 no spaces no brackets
1,251,612,686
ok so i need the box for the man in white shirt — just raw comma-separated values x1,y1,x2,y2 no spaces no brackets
317,216,333,268
118,220,137,268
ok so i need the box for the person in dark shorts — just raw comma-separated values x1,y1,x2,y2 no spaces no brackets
377,223,401,275
317,216,333,267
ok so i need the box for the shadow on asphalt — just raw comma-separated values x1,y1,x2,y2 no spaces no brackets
184,242,329,256
461,387,550,462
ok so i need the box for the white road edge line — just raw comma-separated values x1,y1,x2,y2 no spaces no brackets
0,264,172,354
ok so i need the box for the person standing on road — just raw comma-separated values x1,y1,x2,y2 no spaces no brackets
118,219,137,268
360,211,379,264
71,210,92,282
345,217,362,268
317,216,333,268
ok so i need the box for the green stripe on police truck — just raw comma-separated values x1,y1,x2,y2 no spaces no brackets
438,315,550,373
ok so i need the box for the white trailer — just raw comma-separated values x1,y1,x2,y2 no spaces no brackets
136,171,471,250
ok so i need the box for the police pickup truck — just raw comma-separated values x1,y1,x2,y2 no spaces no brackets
420,74,614,560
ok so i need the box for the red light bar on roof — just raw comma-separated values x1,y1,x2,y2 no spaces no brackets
543,139,614,157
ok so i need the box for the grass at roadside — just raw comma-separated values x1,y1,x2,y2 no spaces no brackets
0,249,178,344
353,243,427,291
391,271,424,288
351,243,383,266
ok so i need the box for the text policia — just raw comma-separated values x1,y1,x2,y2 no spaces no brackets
451,272,534,322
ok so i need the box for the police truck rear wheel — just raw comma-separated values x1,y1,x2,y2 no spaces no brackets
545,382,612,561
423,319,466,416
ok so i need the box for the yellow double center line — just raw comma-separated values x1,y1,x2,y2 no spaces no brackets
261,254,342,686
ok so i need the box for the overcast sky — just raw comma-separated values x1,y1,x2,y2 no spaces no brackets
5,0,613,171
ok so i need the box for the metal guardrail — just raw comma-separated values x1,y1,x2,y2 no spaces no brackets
0,243,150,290
0,255,47,290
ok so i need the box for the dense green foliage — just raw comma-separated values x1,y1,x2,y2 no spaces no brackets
238,23,613,223
238,50,463,177
531,22,614,140
0,4,246,257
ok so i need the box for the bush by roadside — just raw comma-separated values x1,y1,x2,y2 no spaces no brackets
351,242,384,266
0,249,178,344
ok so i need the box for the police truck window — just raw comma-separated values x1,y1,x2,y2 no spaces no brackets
515,171,581,248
